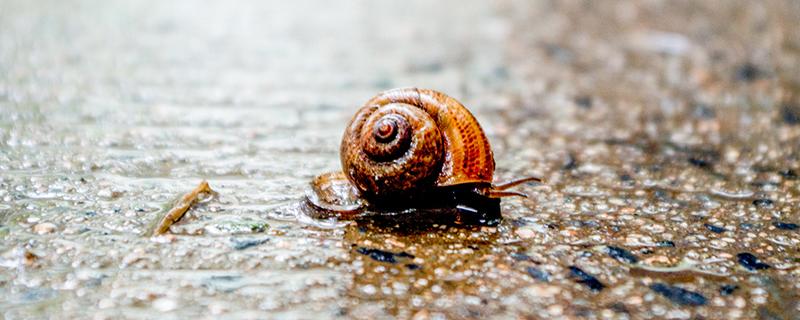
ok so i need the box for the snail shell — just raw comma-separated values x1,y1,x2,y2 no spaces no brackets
340,87,495,200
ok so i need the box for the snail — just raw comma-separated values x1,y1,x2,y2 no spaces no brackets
307,87,541,218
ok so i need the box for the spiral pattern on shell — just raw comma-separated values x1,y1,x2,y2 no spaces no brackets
340,88,496,200
341,103,444,198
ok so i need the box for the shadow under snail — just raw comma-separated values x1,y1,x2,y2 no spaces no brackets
307,87,541,218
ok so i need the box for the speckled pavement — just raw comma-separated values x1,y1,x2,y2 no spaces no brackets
1,1,799,319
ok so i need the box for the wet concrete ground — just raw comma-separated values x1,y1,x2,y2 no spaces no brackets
1,0,800,319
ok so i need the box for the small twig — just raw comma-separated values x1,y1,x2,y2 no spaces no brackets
150,180,216,236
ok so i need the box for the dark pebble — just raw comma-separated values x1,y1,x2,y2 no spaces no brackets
356,247,413,264
575,96,592,109
650,283,707,306
526,266,550,282
719,284,739,296
568,266,605,292
737,252,771,271
781,104,800,125
511,253,531,261
688,157,713,169
704,223,726,234
579,220,600,228
773,222,798,230
608,302,629,314
544,43,575,63
734,63,762,82
779,169,798,179
395,251,415,258
510,219,528,227
752,198,774,208
229,237,269,250
653,189,670,201
657,240,676,247
692,104,716,119
405,263,421,270
605,246,638,264
563,153,578,170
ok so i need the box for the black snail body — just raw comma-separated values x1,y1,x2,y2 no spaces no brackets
306,88,541,219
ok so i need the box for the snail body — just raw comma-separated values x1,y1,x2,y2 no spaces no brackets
308,88,539,217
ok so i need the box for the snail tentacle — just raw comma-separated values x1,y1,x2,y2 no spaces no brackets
492,176,544,190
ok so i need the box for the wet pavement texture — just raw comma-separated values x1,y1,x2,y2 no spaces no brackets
1,0,800,319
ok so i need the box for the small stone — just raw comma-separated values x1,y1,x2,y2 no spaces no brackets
773,222,798,230
568,266,604,292
412,309,429,320
692,104,716,119
97,189,122,199
688,157,713,169
704,223,726,234
605,246,639,264
781,104,800,125
778,169,798,179
734,63,762,82
98,298,115,309
510,253,530,261
752,198,774,208
152,298,178,312
526,266,550,282
356,247,413,264
656,240,676,247
562,153,578,170
515,228,536,238
152,234,177,243
229,237,269,250
405,263,421,270
574,96,592,109
649,283,707,306
547,304,564,316
32,222,56,234
737,252,771,271
719,284,739,296
22,250,38,267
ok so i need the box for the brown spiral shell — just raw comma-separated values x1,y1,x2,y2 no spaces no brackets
340,88,495,199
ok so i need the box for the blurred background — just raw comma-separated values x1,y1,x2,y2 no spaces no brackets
1,1,799,319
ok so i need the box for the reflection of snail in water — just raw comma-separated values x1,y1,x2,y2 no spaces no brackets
307,87,541,217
